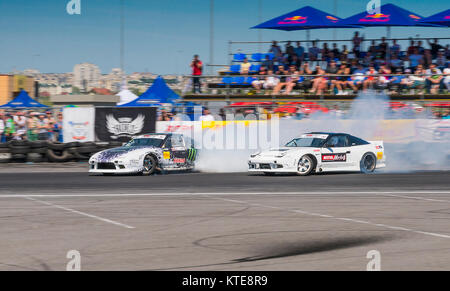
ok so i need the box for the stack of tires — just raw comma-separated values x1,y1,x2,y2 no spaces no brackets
0,141,123,163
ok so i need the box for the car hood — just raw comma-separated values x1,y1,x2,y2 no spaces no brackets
257,147,315,158
93,146,160,162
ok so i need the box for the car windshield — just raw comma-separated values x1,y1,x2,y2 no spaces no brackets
125,138,165,148
285,137,326,148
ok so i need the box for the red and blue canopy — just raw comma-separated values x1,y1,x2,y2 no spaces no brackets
252,6,360,31
420,9,450,27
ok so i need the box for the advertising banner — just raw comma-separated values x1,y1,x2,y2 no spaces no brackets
95,107,157,142
63,107,95,142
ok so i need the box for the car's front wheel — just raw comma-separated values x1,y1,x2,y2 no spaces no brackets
296,155,315,176
360,153,377,173
142,155,157,175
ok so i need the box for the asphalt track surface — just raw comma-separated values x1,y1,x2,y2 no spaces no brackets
1,165,449,270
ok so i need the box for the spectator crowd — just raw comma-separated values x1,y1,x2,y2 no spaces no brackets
0,110,63,143
224,33,450,95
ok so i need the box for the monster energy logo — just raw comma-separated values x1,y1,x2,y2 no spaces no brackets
187,148,197,161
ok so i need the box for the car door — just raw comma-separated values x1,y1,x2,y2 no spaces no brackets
321,135,355,169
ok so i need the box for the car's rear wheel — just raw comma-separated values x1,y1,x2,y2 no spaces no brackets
360,153,377,173
142,155,157,175
296,155,315,176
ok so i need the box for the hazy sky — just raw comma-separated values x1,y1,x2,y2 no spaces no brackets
0,0,448,75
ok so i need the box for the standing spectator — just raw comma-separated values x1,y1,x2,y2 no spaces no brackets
4,113,15,142
308,41,320,62
408,48,423,70
443,64,450,91
191,55,203,93
390,39,401,55
416,40,425,55
27,112,39,141
294,41,305,61
14,111,27,140
199,108,215,122
45,111,56,141
331,43,340,59
352,31,363,57
378,37,388,59
158,110,172,121
55,112,63,142
427,38,444,59
0,112,4,143
285,41,295,56
262,55,274,71
269,41,283,63
407,39,416,56
37,113,49,141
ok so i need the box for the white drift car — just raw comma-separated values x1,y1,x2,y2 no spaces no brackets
248,132,386,176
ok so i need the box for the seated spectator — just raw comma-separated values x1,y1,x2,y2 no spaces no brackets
251,68,267,94
262,55,274,71
388,68,406,94
389,52,404,72
425,63,444,94
368,40,378,56
299,62,313,93
435,49,447,70
423,49,433,68
345,63,366,92
335,63,351,94
376,65,391,90
321,43,330,61
240,58,252,75
309,65,327,95
273,65,298,95
262,70,279,94
325,60,342,95
363,66,378,90
401,66,426,93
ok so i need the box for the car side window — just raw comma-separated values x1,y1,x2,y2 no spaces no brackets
326,135,349,147
171,135,185,148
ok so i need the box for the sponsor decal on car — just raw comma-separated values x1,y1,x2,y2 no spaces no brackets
322,153,347,162
377,152,383,160
163,151,171,160
173,158,186,164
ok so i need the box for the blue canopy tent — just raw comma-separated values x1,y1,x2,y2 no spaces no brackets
0,90,48,108
251,6,360,42
340,3,439,37
118,76,180,107
420,9,450,27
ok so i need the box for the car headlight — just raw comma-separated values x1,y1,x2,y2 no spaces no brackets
250,151,261,158
275,152,288,158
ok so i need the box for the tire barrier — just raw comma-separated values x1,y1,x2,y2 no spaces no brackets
0,141,123,163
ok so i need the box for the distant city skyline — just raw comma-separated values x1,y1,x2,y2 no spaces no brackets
1,0,449,75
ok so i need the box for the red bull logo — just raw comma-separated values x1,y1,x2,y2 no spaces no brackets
359,13,390,22
278,15,308,24
409,14,421,21
326,15,339,23
445,15,450,20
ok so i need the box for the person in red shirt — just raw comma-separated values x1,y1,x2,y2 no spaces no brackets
191,55,203,93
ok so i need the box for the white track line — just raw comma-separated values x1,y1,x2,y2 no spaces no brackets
380,193,450,203
209,196,450,240
24,197,135,229
0,190,449,198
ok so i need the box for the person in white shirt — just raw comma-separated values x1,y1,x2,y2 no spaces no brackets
443,67,450,91
263,70,280,94
199,108,215,122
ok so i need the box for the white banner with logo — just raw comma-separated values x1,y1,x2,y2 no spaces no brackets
63,107,95,142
